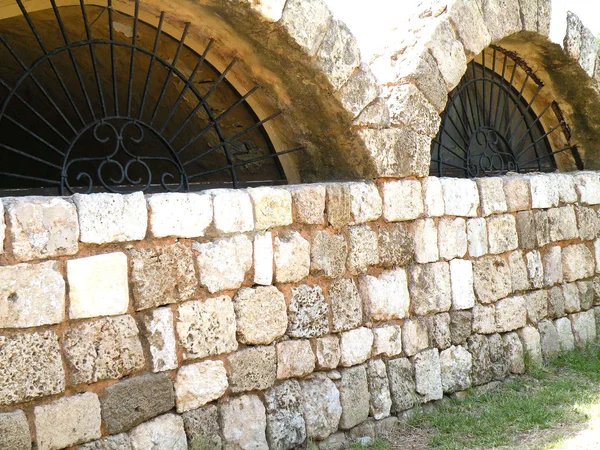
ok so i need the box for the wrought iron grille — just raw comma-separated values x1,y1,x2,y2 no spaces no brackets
0,0,302,195
431,45,581,178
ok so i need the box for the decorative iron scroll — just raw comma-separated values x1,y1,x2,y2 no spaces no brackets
0,0,303,195
431,45,581,178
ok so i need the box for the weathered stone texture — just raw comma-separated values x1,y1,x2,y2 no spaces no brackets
473,256,512,304
516,211,537,249
496,296,527,332
347,225,379,274
0,410,30,450
254,232,274,286
547,206,578,242
570,310,597,348
529,174,559,209
488,333,509,380
425,20,467,90
299,375,342,440
472,304,496,334
534,210,550,247
468,334,492,386
450,258,476,310
543,246,563,287
274,231,311,283
548,286,566,319
277,340,315,379
337,365,370,429
234,286,287,345
288,284,328,338
147,192,212,238
574,172,600,205
378,223,414,267
448,0,491,57
477,178,507,216
348,182,382,223
518,326,543,367
428,313,451,350
129,414,187,450
211,189,254,234
386,82,441,135
509,250,530,292
382,180,424,221
503,331,525,374
139,307,178,373
413,218,439,263
450,310,472,345
440,345,472,393
487,214,519,254
402,318,430,357
538,320,561,360
576,206,599,240
182,405,221,450
311,231,348,278
339,327,373,367
524,290,548,324
387,358,417,413
315,336,341,370
228,346,277,393
562,244,594,282
438,217,467,260
504,176,531,212
408,262,451,315
78,434,132,450
373,324,402,358
329,278,362,332
556,317,576,352
563,282,581,313
422,176,445,217
367,359,392,420
339,65,380,119
359,268,410,320
316,19,360,90
414,348,443,402
265,380,306,450
248,186,293,230
221,395,269,449
174,360,228,413
288,184,326,225
467,217,488,257
440,178,480,217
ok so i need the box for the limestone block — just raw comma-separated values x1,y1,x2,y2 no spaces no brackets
402,318,430,357
525,290,548,324
129,243,196,310
359,268,410,321
0,410,30,450
0,261,65,328
100,373,175,434
326,184,352,230
67,253,129,320
518,326,543,367
339,327,373,367
425,20,467,90
386,83,441,136
422,176,445,217
548,286,566,319
467,217,488,257
502,331,525,374
576,206,599,240
555,173,579,204
287,184,326,225
534,210,550,247
73,192,147,243
413,218,439,263
347,225,379,274
504,176,531,212
574,172,600,205
516,210,536,249
438,217,467,260
408,261,451,315
378,223,414,267
147,192,211,238
563,282,581,313
562,244,594,282
373,324,402,358
194,235,252,293
547,206,578,242
228,346,277,393
337,365,370,429
247,0,286,21
248,186,293,230
274,231,311,283
210,189,254,234
473,304,496,334
288,284,328,338
175,360,228,413
448,0,491,57
354,97,391,128
299,375,342,440
440,345,472,393
129,414,187,450
367,359,392,420
480,0,521,41
449,258,476,310
339,65,380,118
387,358,417,413
0,331,64,406
488,333,509,380
487,214,518,254
254,232,273,285
265,380,306,450
525,250,544,289
477,178,507,216
529,174,559,209
63,315,144,385
315,19,360,90
382,180,424,222
570,310,597,348
544,246,563,287
5,197,78,261
413,348,443,402
181,405,221,450
277,340,315,379
538,320,561,360
177,296,237,359
428,313,452,350
34,393,101,450
450,310,472,345
555,317,576,352
311,231,348,278
329,278,362,332
595,239,600,273
467,334,492,386
508,250,530,292
578,280,595,310
440,178,480,217
315,336,341,370
348,182,382,223
234,286,286,345
473,256,512,304
495,296,527,332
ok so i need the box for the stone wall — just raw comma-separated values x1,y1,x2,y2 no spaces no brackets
1,172,600,449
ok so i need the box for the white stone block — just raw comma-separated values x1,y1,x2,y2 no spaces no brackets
274,231,311,283
555,173,578,204
139,307,178,373
210,189,254,234
472,304,496,334
449,259,475,310
358,268,410,321
147,193,212,238
175,360,228,413
221,395,268,450
414,348,443,402
254,232,273,286
440,345,472,393
496,296,527,332
315,335,341,370
234,286,287,345
503,176,531,212
413,218,439,263
467,217,488,257
422,177,445,217
508,250,530,292
372,324,402,358
543,246,563,287
248,186,293,230
477,178,507,216
487,214,518,254
562,244,594,282
547,206,578,242
440,178,479,217
287,184,326,225
555,317,576,352
129,414,187,450
339,327,373,367
595,238,600,273
438,217,467,260
348,182,382,223
68,252,129,319
570,310,597,348
382,180,424,221
276,340,315,379
529,174,559,209
518,326,543,367
402,318,429,357
525,250,544,289
574,172,600,205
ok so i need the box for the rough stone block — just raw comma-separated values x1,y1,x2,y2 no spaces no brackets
77,434,132,450
425,20,467,90
578,280,595,310
210,188,254,234
329,278,362,332
576,206,599,240
299,375,342,440
563,282,581,313
473,256,512,304
448,0,492,57
467,217,488,257
467,334,492,386
503,331,525,374
534,210,550,247
0,261,65,328
408,261,451,315
280,0,331,54
472,304,496,334
402,318,430,357
367,359,392,420
311,231,348,278
182,405,221,450
574,172,600,205
543,246,563,287
525,290,548,324
488,333,509,380
438,217,467,260
477,178,507,216
386,82,441,135
348,182,382,223
373,324,402,358
34,393,101,450
548,286,566,319
440,345,472,393
487,214,519,254
249,186,293,230
315,336,341,370
382,180,424,221
337,365,370,429
194,235,252,294
359,268,410,321
509,250,530,292
413,218,439,263
315,19,360,90
387,358,417,413
422,176,445,217
147,193,212,238
481,0,521,41
288,284,328,338
516,210,537,249
504,176,531,212
6,197,78,261
378,223,414,267
63,315,144,385
73,192,147,243
265,380,306,450
450,310,472,345
288,184,326,225
254,232,273,286
339,65,379,118
325,183,352,229
228,346,277,393
174,360,228,413
354,97,391,128
414,348,443,402
0,410,30,450
538,320,561,360
449,258,476,310
440,178,480,217
562,244,594,282
496,296,527,332
339,327,373,367
518,326,543,367
274,231,311,283
277,340,315,379
177,296,237,360
234,286,287,345
347,225,379,274
525,250,544,289
555,173,579,204
547,206,579,242
529,174,559,209
555,317,576,352
129,414,187,450
570,310,597,348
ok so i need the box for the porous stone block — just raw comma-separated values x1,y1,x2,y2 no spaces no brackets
339,327,373,367
78,434,132,450
254,232,273,286
311,231,348,278
555,173,578,204
562,244,594,282
525,290,548,324
228,346,277,393
548,286,566,319
129,414,187,450
450,310,472,345
194,235,252,293
315,336,341,370
63,315,144,385
509,251,530,292
386,82,441,135
529,174,559,209
473,256,512,304
543,246,563,287
288,184,326,225
299,375,342,440
378,223,414,267
100,373,175,434
595,239,600,273
555,317,576,352
547,206,578,242
354,98,391,128
440,345,472,393
315,19,360,90
425,18,467,90
534,210,550,247
578,280,595,310
329,278,363,333
576,206,599,240
413,348,443,402
428,313,452,350
265,380,306,450
326,183,352,230
34,393,101,450
211,188,254,234
408,261,451,315
473,304,496,334
234,286,287,345
337,365,370,429
288,284,328,338
422,176,445,217
563,282,581,313
367,359,392,420
440,178,480,217
387,358,417,413
488,333,509,380
382,180,424,221
504,176,531,212
73,192,147,243
373,324,402,358
516,210,537,249
0,410,30,450
413,218,439,263
5,197,78,261
495,296,527,332
277,340,315,379
525,250,544,289
448,0,491,57
174,360,228,413
280,0,331,54
359,268,410,321
467,217,488,257
177,296,237,359
467,334,492,386
518,326,543,367
347,225,379,274
0,261,65,328
274,231,311,283
402,318,430,357
182,405,221,450
574,172,600,205
449,258,476,310
249,186,293,230
570,310,597,348
538,320,561,360
477,178,507,216
481,0,521,40
339,64,379,118
438,217,467,260
487,214,518,254
147,192,212,238
348,182,382,223
502,331,525,374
